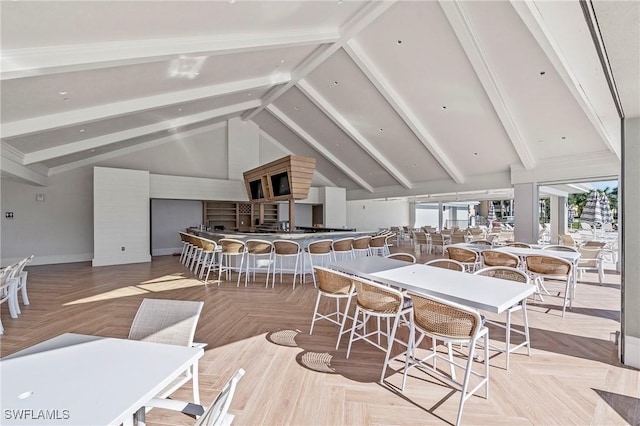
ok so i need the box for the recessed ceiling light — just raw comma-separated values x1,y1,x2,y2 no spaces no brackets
561,136,567,140
280,59,285,64
58,91,68,95
378,128,383,132
441,106,447,110
333,81,338,85
247,93,252,97
90,149,95,152
538,140,544,144
63,98,70,101
79,128,85,133
397,40,402,45
177,107,182,112
337,0,343,4
473,152,478,156
336,143,340,147
540,71,546,75
412,164,417,168
294,106,299,111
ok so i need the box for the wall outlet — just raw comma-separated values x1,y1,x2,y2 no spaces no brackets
121,246,125,251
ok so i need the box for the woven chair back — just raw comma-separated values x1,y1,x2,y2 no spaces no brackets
543,245,578,253
559,234,576,246
314,267,353,295
446,247,478,263
369,235,386,248
352,236,371,250
202,240,217,252
473,240,493,246
526,255,572,276
507,242,532,248
584,241,607,248
475,266,528,283
273,240,300,255
481,250,519,268
219,239,246,254
386,253,416,263
353,279,403,314
410,294,480,339
246,240,273,254
425,259,464,272
332,238,354,252
308,240,332,254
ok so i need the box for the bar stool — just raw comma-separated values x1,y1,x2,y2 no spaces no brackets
199,240,219,282
244,239,274,287
179,232,191,265
272,240,302,289
189,238,205,274
352,236,371,258
332,238,354,261
217,239,246,287
305,239,333,287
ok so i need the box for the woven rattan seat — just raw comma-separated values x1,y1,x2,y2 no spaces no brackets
368,235,387,256
332,238,354,261
474,266,531,369
309,267,357,349
472,240,493,246
481,250,520,268
218,239,246,287
507,242,532,248
272,240,302,289
352,236,372,258
346,276,412,383
305,239,333,286
425,259,465,272
402,293,488,426
542,245,578,253
244,239,273,287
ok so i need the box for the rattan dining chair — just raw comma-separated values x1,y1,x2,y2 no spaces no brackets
542,245,578,253
525,255,573,316
471,240,493,246
424,259,465,272
200,240,219,283
346,276,413,383
368,235,387,257
144,368,245,426
429,233,446,255
128,298,205,404
401,293,489,426
309,267,357,349
474,266,531,369
506,242,532,248
577,247,604,284
352,236,372,258
413,231,431,253
385,253,417,263
481,250,520,268
446,247,481,272
332,238,354,261
10,256,33,316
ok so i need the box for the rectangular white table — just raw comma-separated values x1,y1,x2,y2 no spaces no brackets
329,257,536,314
494,246,581,263
0,333,204,426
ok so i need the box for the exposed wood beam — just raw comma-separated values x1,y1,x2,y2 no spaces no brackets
510,0,621,159
48,121,228,176
2,75,289,139
343,41,465,184
440,1,536,170
258,129,338,188
242,1,395,121
1,31,339,80
23,100,260,165
296,79,412,189
266,105,373,192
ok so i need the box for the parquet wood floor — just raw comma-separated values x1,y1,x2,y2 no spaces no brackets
1,242,638,425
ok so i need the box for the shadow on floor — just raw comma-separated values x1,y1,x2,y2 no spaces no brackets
593,389,640,425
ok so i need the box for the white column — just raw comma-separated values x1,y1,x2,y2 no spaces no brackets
622,117,640,368
513,183,539,244
438,202,444,231
549,195,568,244
409,201,416,228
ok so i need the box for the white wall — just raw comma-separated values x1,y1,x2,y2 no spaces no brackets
1,167,94,266
151,199,202,256
346,199,409,231
278,203,313,228
323,187,346,228
93,167,151,267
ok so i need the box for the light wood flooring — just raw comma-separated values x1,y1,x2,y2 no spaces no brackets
1,243,638,425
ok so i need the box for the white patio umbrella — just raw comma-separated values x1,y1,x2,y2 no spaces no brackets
581,190,613,225
487,202,497,226
598,192,613,224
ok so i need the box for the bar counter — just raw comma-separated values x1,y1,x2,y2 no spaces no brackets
187,228,375,248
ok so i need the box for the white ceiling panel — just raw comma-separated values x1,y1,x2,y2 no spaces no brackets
1,1,366,49
305,48,450,183
353,1,520,176
252,111,359,190
462,1,607,160
273,86,398,188
1,46,315,122
5,87,271,154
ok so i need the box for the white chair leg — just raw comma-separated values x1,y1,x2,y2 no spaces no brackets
309,292,322,336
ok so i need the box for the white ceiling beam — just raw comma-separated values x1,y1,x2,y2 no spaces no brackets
258,129,337,187
1,156,47,186
2,74,289,140
510,0,621,159
266,104,373,192
1,31,339,80
539,185,569,197
439,1,536,170
48,121,228,176
22,100,260,165
296,79,413,189
343,41,465,184
242,1,396,121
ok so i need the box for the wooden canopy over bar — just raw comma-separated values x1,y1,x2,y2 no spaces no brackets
243,155,316,231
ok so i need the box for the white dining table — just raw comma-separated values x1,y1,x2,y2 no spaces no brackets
329,257,535,314
0,333,204,426
493,246,581,263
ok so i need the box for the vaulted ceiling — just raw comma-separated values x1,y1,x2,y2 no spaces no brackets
1,1,633,201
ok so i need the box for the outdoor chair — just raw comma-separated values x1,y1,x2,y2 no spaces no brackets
481,250,520,269
525,255,573,316
385,253,416,263
424,259,465,272
305,239,334,286
446,247,481,272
